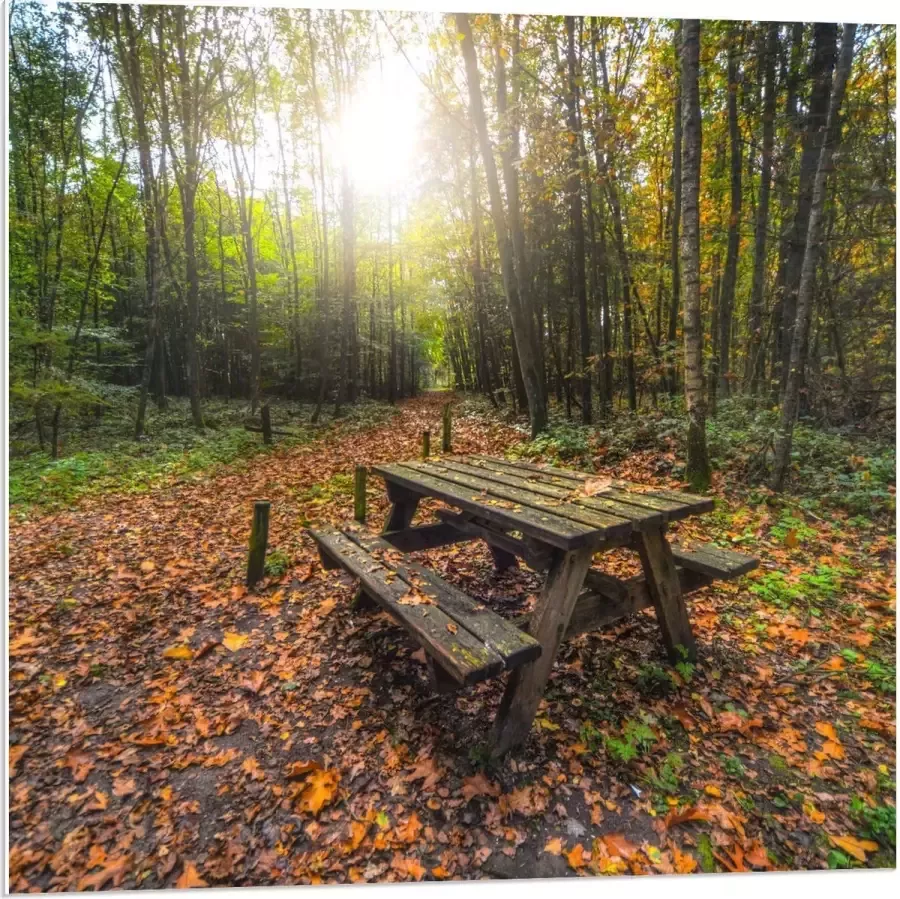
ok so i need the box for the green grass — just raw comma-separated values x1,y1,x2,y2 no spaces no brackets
9,394,397,516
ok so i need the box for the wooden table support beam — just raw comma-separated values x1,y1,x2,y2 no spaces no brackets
634,529,697,663
491,546,595,756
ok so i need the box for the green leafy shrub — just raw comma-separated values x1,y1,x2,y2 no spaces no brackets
604,717,657,763
264,550,291,577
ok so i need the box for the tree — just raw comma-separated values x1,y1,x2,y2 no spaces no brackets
456,12,547,437
680,19,711,491
771,24,857,490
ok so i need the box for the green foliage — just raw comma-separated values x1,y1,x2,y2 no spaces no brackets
850,797,896,848
264,550,291,577
509,422,592,464
636,662,673,697
604,717,657,764
645,752,685,795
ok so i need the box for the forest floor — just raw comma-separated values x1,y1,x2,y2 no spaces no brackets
7,392,896,890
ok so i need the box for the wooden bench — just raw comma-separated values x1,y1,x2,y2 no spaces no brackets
308,525,541,692
670,543,758,580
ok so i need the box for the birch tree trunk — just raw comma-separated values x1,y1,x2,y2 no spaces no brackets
680,20,711,491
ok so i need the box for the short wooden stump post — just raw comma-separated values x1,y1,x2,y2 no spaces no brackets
261,404,272,445
442,403,452,453
354,465,367,523
246,500,271,588
422,430,431,459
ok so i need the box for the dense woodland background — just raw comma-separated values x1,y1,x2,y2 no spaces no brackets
7,3,896,497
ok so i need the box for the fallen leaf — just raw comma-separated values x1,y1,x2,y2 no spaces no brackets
298,768,340,814
566,843,587,869
828,835,879,862
163,644,193,661
176,862,208,889
603,833,639,859
222,631,248,652
544,837,564,856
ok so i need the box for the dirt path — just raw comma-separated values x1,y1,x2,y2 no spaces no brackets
8,393,896,888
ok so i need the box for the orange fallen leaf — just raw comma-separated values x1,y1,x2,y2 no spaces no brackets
815,721,839,741
603,833,639,859
176,862,208,889
431,865,450,879
397,811,423,843
672,845,697,874
286,760,322,779
298,768,340,814
704,784,722,798
222,631,248,652
140,560,156,573
828,835,879,862
566,843,587,869
78,855,130,891
544,837,564,856
462,772,500,802
163,644,193,661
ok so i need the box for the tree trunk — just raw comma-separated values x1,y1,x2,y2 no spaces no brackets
771,24,856,490
775,24,838,393
717,24,742,399
746,23,778,392
667,20,682,397
680,20,711,491
456,13,547,437
565,16,591,423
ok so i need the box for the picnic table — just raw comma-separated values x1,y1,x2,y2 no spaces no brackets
310,454,756,754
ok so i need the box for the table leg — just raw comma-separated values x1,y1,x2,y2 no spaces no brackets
490,545,594,755
488,545,518,573
383,483,420,533
634,528,697,663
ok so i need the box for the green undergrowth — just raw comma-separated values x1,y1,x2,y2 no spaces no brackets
505,397,895,522
9,393,396,516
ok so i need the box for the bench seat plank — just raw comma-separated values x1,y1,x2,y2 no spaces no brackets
309,527,503,684
342,526,541,670
671,543,758,580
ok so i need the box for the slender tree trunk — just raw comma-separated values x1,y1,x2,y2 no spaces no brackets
776,24,838,392
680,20,711,491
667,20,682,397
747,23,778,392
717,24,742,399
772,24,856,490
565,16,591,423
456,13,547,437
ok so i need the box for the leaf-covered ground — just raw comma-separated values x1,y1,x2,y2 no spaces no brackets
8,393,896,890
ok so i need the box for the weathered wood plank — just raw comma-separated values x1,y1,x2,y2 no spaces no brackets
442,458,663,530
634,529,697,663
671,543,758,579
491,546,595,755
343,526,541,670
308,527,502,684
435,509,555,571
466,455,713,519
383,481,421,533
408,460,632,540
372,463,596,550
380,521,470,552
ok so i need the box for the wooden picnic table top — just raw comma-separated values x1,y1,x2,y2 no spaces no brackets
371,454,714,552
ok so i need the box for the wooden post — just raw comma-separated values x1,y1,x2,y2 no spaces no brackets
354,465,367,523
422,430,430,459
261,404,272,445
442,403,452,453
491,545,594,755
246,501,271,588
634,528,697,663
